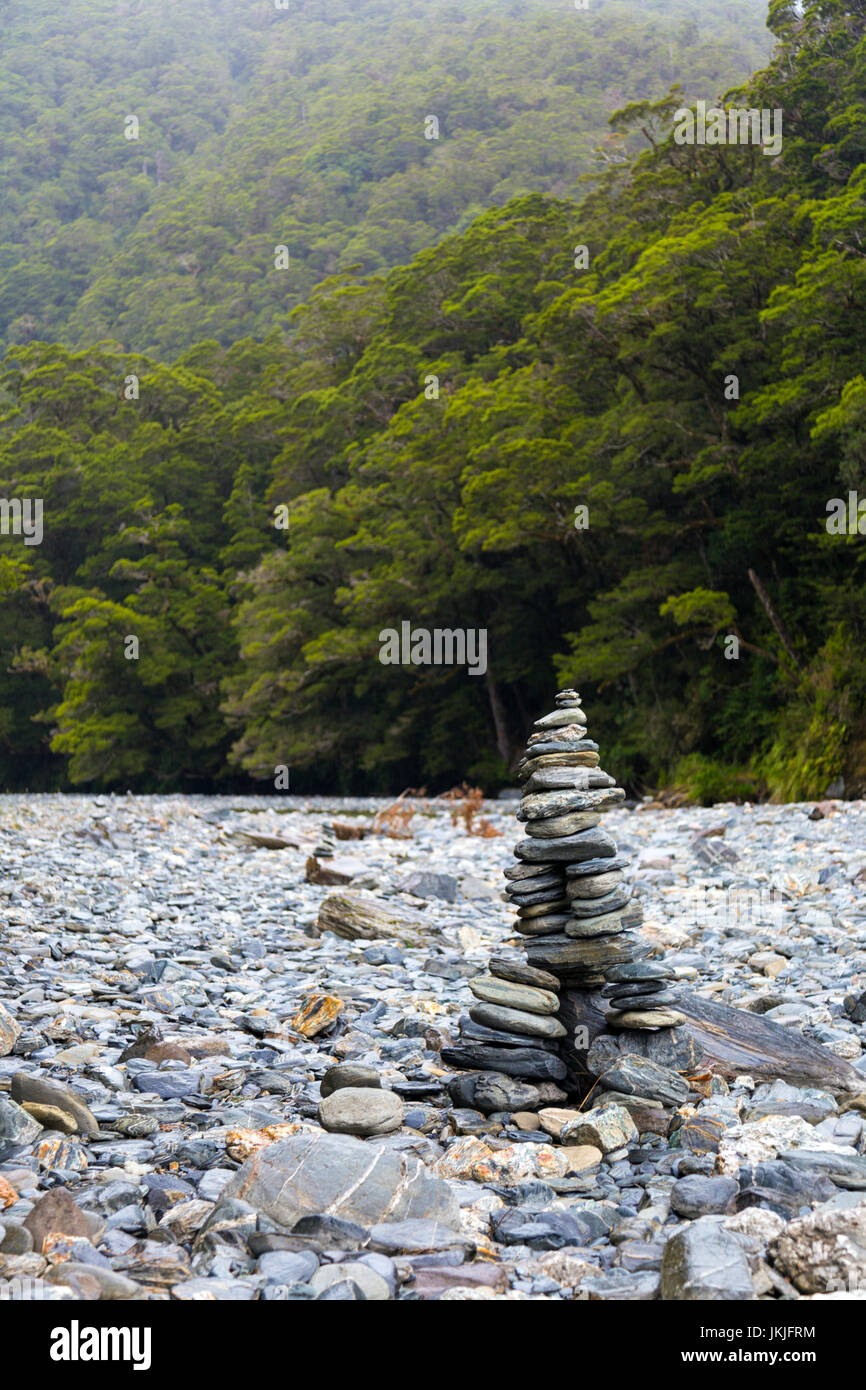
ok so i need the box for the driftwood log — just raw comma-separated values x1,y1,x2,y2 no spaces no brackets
559,988,866,1098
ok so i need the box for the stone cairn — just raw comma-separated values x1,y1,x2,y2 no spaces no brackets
442,687,683,1096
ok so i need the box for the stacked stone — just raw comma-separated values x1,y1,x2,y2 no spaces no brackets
441,688,681,1086
515,688,682,1029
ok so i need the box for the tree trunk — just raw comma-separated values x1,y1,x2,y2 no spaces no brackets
748,568,801,670
486,672,512,767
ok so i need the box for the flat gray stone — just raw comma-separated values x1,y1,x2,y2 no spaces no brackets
670,1176,739,1218
223,1131,461,1230
515,828,617,863
488,955,559,992
661,1218,755,1300
595,1054,689,1107
468,1003,566,1039
468,976,559,1016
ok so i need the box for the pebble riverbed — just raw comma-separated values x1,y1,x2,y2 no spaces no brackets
2,791,866,1301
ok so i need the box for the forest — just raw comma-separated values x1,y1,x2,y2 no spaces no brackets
1,0,864,803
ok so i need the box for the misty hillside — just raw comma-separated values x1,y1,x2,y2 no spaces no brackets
0,0,771,357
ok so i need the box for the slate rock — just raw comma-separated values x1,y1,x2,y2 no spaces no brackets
368,1220,472,1255
291,1214,369,1250
316,892,427,945
488,955,559,993
670,1176,739,1218
0,1222,34,1254
594,1054,689,1107
473,1073,545,1116
525,933,649,983
223,1131,461,1230
21,1103,78,1135
777,1149,866,1190
661,1218,755,1300
608,1008,686,1029
468,976,559,1016
735,1160,835,1217
0,1096,43,1158
587,1027,697,1076
455,1017,561,1052
142,1173,197,1214
569,886,632,915
581,1270,660,1300
492,1207,603,1251
605,962,676,983
441,1044,566,1082
468,1002,565,1039
131,1071,201,1099
314,1278,365,1301
46,1265,141,1300
399,871,459,902
515,828,617,863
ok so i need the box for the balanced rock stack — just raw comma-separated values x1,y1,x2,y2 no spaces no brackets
442,688,683,1091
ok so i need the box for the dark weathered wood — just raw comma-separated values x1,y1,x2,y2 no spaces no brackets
559,987,866,1096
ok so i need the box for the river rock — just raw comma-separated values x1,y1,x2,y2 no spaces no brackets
23,1189,92,1253
525,811,602,838
471,1073,545,1115
311,1262,391,1300
525,933,649,982
608,1009,686,1029
661,1218,755,1300
0,1096,43,1158
560,1103,637,1153
318,1087,404,1137
768,1206,866,1294
568,870,625,899
595,1054,690,1107
488,955,559,992
20,1103,78,1134
468,977,559,1016
670,1176,739,1218
515,827,618,863
0,1002,21,1056
441,1044,567,1081
10,1074,98,1137
568,885,632,913
222,1131,461,1229
320,1064,382,1098
586,1025,698,1075
399,871,459,903
468,1002,565,1039
315,892,428,944
517,788,624,821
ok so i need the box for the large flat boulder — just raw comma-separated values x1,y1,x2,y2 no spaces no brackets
222,1130,461,1230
